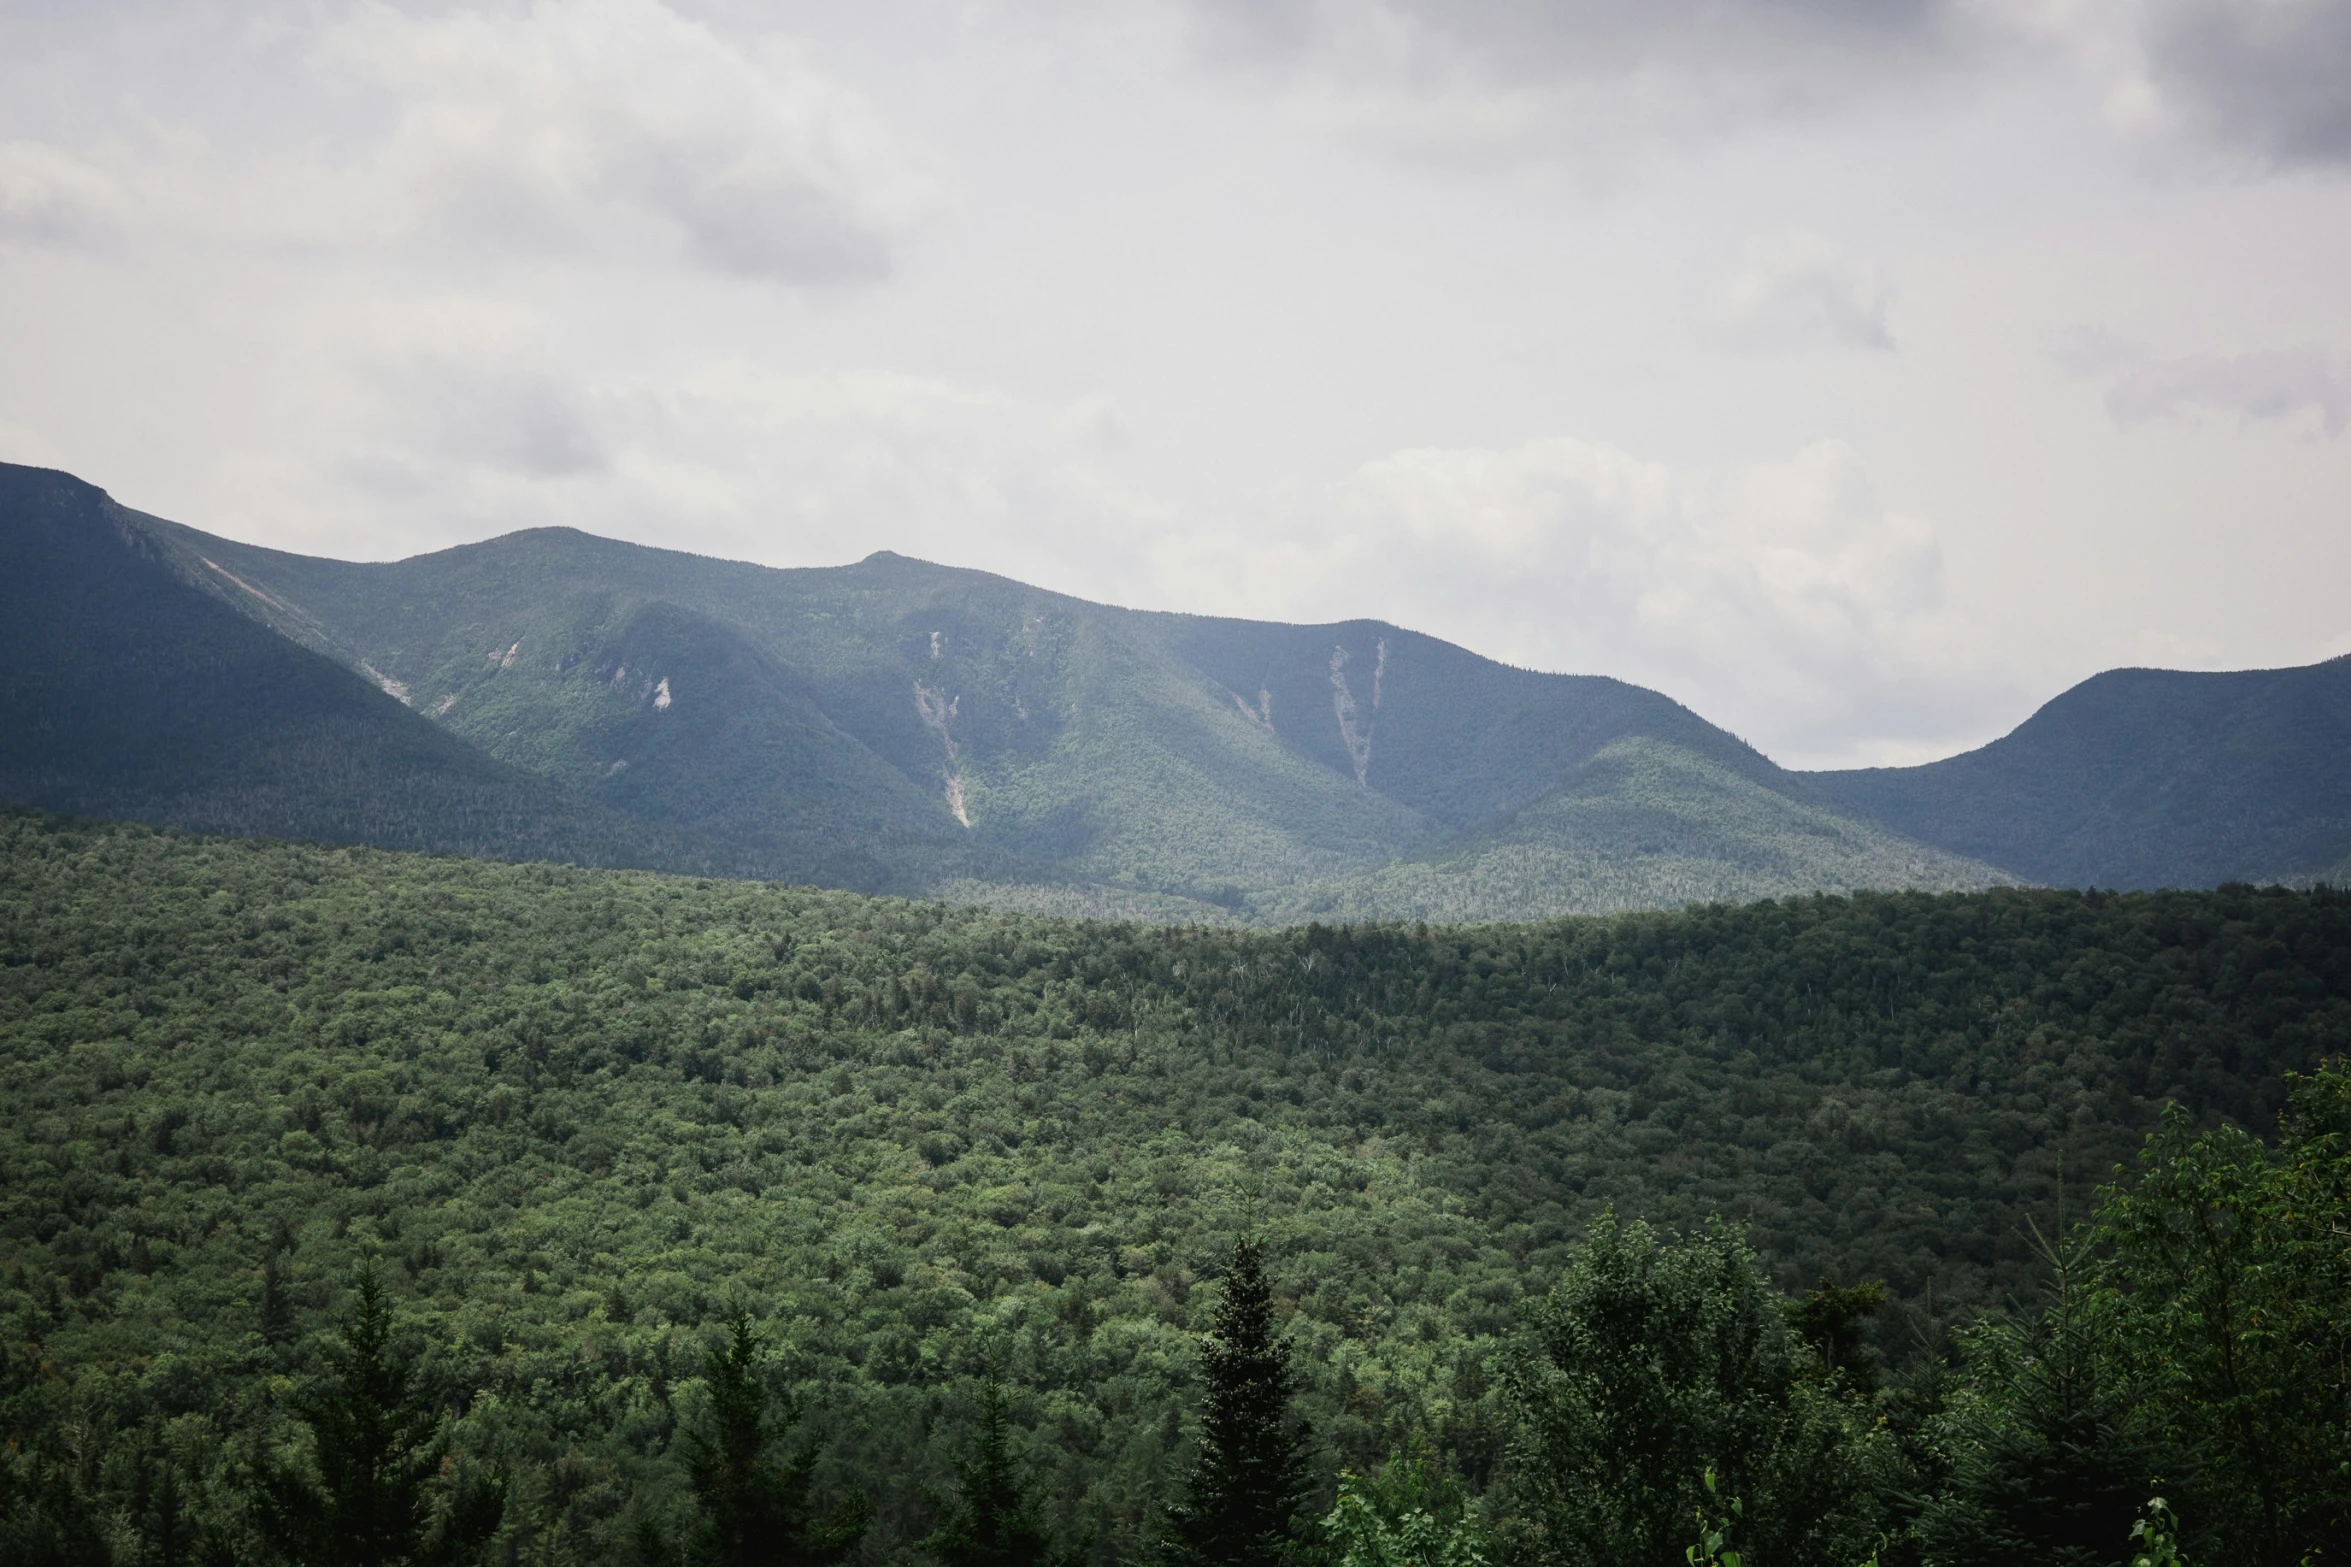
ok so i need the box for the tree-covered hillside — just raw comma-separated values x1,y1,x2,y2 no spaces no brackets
116,474,2001,916
1257,738,2003,923
1809,655,2351,888
0,466,704,877
13,461,2345,918
3,809,2345,1563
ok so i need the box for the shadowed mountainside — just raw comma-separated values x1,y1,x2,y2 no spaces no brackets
1808,657,2351,889
0,464,723,873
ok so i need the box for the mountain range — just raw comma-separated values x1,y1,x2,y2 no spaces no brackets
4,459,2345,920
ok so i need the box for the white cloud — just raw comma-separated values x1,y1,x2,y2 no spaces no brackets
0,1,924,282
2109,350,2348,436
0,139,133,246
1143,431,2017,765
1703,231,1896,353
238,327,1161,587
319,0,925,280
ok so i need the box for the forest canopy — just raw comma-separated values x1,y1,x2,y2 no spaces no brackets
1,809,2345,1564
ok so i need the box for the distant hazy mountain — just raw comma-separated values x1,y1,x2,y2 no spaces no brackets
4,460,2015,917
1808,658,2351,890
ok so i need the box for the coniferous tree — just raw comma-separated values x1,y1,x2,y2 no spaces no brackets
120,1431,201,1567
1165,1238,1311,1567
1912,1229,2153,1567
922,1371,1058,1567
259,1253,295,1347
686,1308,867,1567
257,1263,500,1567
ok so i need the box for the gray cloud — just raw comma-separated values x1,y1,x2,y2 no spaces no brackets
413,370,609,480
2058,328,2349,436
1176,0,1988,151
1704,231,1895,353
1187,0,1961,79
2111,351,2348,435
335,362,609,513
2138,0,2351,166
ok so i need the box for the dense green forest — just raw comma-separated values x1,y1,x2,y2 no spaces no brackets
2,809,2346,1564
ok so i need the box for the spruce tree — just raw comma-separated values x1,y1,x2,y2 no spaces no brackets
921,1371,1056,1567
258,1253,295,1346
1912,1229,2153,1567
1165,1239,1310,1567
686,1308,867,1567
257,1263,500,1567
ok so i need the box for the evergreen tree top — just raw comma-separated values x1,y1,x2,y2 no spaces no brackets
1167,1238,1311,1567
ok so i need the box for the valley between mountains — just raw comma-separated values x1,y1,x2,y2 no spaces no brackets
4,460,2348,917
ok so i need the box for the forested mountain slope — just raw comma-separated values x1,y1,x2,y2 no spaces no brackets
22,458,2331,910
1808,656,2351,888
0,465,698,873
3,813,2347,1558
1258,737,2009,923
74,465,2001,916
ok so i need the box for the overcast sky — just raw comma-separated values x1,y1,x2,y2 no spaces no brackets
3,0,2348,767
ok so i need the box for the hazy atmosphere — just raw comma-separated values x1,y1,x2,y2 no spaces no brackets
10,9,2351,1566
3,0,2348,767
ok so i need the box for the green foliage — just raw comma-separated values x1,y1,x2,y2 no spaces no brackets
920,1371,1060,1567
1,1310,246,1567
1258,739,2002,926
1785,1278,1889,1391
683,1310,866,1567
1164,1239,1311,1567
1320,1449,1486,1567
1501,1214,1885,1567
2091,1072,2351,1566
2128,1497,2187,1567
0,1324,112,1566
4,811,2351,1563
1910,1228,2153,1567
1684,1468,1743,1567
257,1262,501,1567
